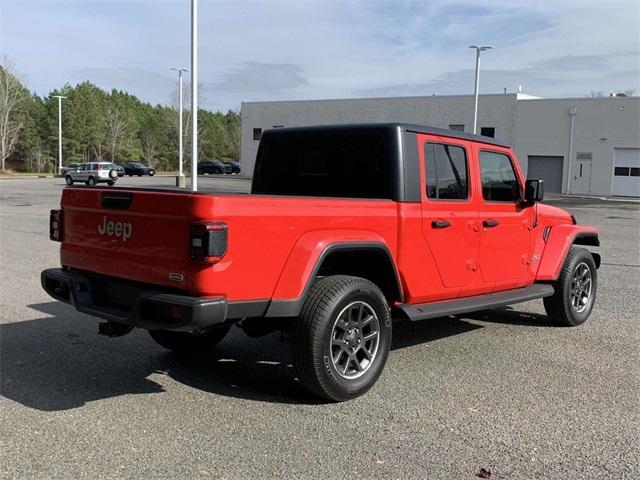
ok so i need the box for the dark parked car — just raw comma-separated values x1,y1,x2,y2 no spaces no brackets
111,164,125,177
197,160,232,175
122,163,155,177
228,161,241,174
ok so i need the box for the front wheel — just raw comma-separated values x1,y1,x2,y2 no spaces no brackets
65,175,73,185
544,247,597,326
149,325,231,353
290,275,392,401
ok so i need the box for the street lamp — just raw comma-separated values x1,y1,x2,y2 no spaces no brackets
469,45,493,134
52,95,66,175
171,67,188,187
190,0,198,192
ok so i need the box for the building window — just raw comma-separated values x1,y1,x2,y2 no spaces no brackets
480,127,495,138
449,124,465,132
614,167,630,176
424,143,469,200
631,168,640,177
253,128,262,141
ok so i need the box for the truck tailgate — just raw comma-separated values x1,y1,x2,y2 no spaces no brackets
60,187,197,291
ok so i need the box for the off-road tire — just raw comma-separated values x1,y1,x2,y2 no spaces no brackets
544,247,597,326
65,175,73,185
149,325,231,353
290,275,392,402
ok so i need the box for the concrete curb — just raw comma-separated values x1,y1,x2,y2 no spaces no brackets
552,194,640,203
0,175,55,179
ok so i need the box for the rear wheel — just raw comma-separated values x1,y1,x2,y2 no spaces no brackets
149,325,231,353
65,175,73,185
87,176,96,186
544,247,597,326
137,172,143,177
107,181,115,186
290,275,392,401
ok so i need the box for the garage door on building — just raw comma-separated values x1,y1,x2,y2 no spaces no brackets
527,156,564,193
613,148,640,197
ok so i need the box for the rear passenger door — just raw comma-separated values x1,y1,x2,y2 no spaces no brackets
475,148,532,287
420,136,479,290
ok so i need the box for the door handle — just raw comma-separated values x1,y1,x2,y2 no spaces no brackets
483,219,499,228
431,219,452,229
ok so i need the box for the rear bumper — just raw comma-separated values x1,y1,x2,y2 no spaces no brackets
41,268,227,332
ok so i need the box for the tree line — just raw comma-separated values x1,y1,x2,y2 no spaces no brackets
0,59,240,173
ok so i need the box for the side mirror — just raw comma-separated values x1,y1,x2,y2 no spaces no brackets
524,179,544,204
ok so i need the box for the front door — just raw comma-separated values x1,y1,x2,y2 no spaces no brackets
420,136,479,289
476,148,532,288
572,154,592,194
76,164,88,182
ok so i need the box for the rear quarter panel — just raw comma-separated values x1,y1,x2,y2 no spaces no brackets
190,194,399,301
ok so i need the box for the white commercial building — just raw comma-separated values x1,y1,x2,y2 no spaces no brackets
240,93,640,197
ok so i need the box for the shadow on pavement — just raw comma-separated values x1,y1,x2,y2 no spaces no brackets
1,301,542,411
462,306,558,327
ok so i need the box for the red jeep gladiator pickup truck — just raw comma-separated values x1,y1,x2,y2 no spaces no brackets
42,124,601,401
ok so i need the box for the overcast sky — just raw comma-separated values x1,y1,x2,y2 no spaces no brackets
1,0,639,111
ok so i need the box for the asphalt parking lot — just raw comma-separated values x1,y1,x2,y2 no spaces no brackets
1,176,639,479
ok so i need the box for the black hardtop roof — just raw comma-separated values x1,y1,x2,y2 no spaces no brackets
261,123,510,148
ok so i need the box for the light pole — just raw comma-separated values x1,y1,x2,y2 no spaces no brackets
171,67,188,187
469,45,493,134
52,95,66,175
190,0,198,192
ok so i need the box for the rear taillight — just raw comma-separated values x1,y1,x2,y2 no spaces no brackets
190,222,228,263
49,209,64,241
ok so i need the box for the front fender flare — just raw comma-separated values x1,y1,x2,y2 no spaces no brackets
536,225,600,281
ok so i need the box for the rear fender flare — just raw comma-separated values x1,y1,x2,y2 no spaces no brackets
536,225,600,281
266,230,401,317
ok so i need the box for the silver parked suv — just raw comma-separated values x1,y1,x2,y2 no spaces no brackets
64,162,119,186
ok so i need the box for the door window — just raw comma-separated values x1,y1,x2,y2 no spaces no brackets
479,151,521,202
424,143,468,200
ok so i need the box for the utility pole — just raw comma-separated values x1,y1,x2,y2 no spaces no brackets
52,95,66,175
191,0,198,192
171,67,188,187
469,45,493,134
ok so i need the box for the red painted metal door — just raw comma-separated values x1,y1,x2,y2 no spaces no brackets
474,147,532,286
419,135,479,289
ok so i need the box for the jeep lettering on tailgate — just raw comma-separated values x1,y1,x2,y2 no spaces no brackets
98,216,132,242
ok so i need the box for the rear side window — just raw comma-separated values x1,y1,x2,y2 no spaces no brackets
424,143,468,200
252,131,390,198
479,151,521,202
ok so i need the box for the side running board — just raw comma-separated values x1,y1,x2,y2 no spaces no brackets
395,284,555,321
